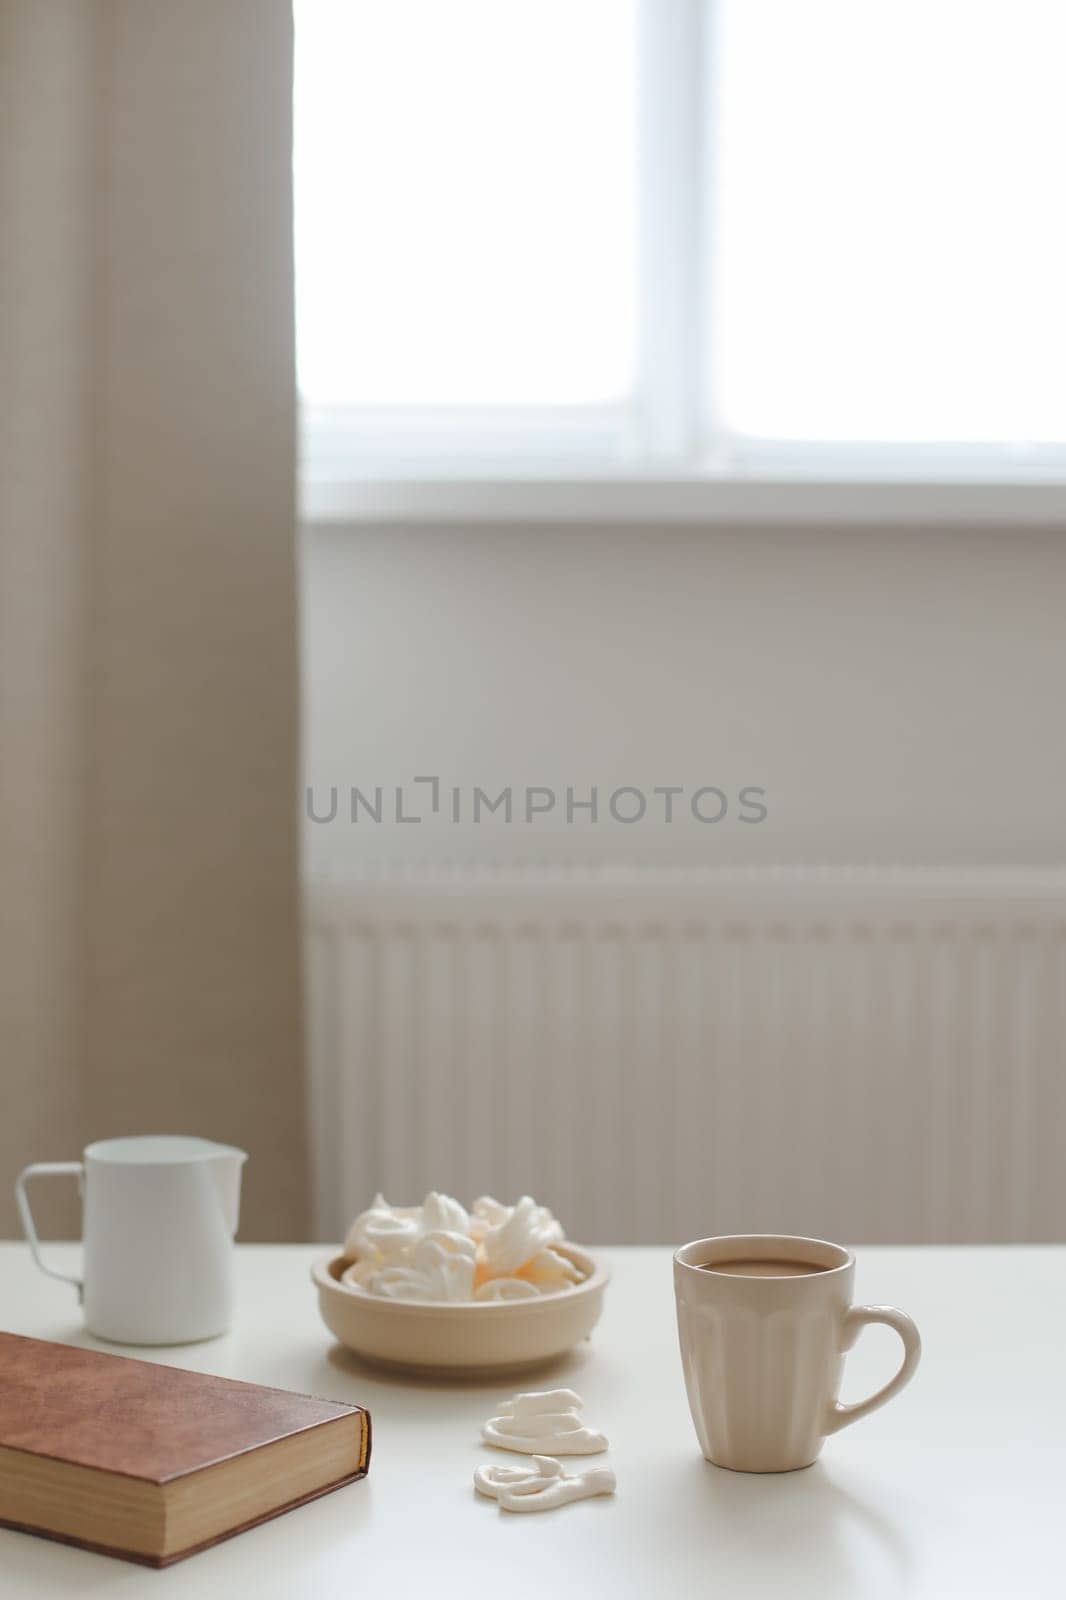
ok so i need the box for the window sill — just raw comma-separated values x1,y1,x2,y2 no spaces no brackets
301,473,1066,527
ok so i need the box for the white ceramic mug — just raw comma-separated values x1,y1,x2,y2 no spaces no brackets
674,1233,921,1473
15,1135,247,1345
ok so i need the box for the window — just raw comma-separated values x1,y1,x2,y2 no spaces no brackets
295,0,1066,515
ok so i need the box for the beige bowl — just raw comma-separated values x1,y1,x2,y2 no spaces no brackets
311,1243,608,1375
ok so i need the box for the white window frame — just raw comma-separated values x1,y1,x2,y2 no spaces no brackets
299,0,1066,526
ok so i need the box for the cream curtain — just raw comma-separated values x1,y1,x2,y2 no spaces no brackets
0,0,307,1239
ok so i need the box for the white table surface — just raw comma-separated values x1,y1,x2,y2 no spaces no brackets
1,1242,1064,1598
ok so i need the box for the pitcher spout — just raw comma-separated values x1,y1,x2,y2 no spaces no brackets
205,1145,248,1236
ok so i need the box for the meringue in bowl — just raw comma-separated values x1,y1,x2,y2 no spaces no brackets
312,1192,608,1374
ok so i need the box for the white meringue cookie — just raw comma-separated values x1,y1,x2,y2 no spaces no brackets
482,1196,564,1276
469,1195,512,1240
481,1389,609,1455
414,1228,477,1262
434,1259,477,1301
344,1194,422,1260
474,1455,563,1496
474,1277,540,1301
497,1467,616,1513
520,1246,583,1290
340,1256,383,1289
361,1264,436,1300
341,1191,583,1303
411,1233,477,1301
474,1455,616,1513
359,1252,476,1303
421,1191,471,1236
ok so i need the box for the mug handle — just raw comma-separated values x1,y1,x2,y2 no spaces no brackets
825,1304,921,1434
14,1163,85,1298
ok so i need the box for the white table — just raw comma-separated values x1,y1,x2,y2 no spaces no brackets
1,1242,1064,1598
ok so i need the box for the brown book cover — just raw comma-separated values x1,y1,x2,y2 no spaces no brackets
0,1331,370,1566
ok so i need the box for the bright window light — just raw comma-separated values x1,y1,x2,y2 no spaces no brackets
295,0,638,408
710,0,1066,445
294,0,1066,505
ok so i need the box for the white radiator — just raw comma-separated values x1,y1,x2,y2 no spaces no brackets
305,867,1066,1245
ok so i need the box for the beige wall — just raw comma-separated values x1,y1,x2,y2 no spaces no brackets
303,521,1066,872
0,0,95,1237
1,0,307,1240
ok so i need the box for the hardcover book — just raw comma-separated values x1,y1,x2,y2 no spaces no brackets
0,1332,370,1566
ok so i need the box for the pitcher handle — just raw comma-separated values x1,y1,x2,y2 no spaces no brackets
14,1163,84,1297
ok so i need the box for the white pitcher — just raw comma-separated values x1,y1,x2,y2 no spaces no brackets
15,1135,247,1345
